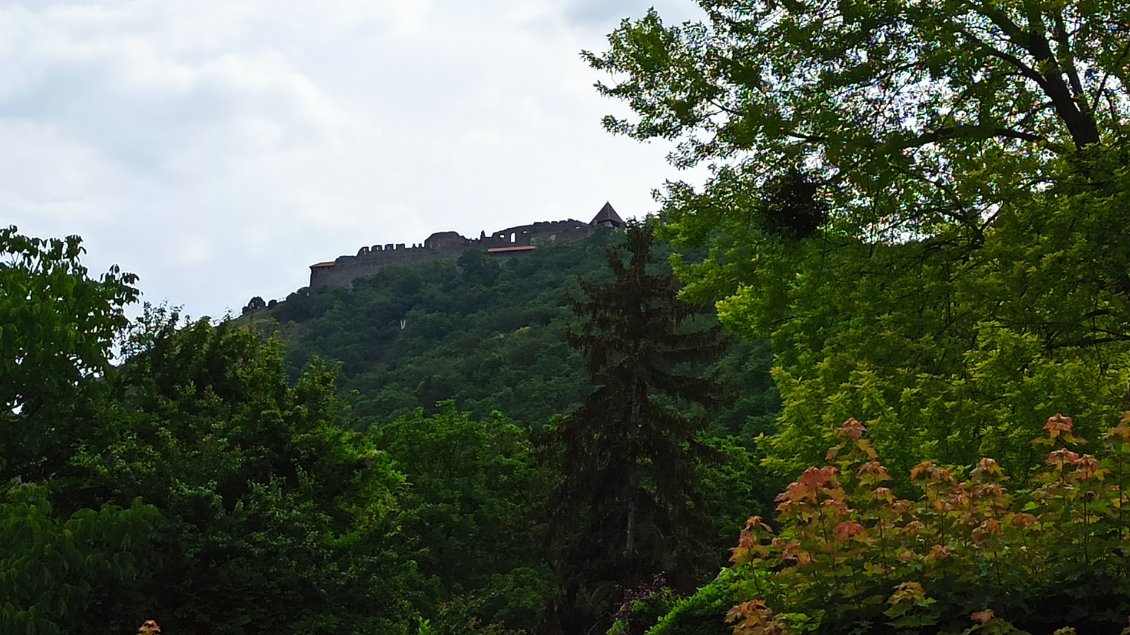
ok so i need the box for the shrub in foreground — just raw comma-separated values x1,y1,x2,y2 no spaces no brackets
725,414,1130,634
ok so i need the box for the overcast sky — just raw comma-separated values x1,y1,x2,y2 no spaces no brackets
2,0,704,318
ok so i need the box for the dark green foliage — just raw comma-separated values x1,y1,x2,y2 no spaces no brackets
1,223,777,634
372,406,553,632
78,309,411,635
543,222,729,633
758,169,827,240
267,238,614,428
263,232,776,436
706,338,778,439
607,576,677,635
1,226,417,634
242,295,266,315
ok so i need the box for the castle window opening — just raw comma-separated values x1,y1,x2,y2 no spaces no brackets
510,232,516,243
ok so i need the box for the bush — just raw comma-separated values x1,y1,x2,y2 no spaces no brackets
646,568,746,635
725,414,1130,634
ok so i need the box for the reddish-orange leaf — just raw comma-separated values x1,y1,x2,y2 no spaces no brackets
822,498,851,516
1007,512,1037,528
928,544,952,561
836,418,866,440
949,483,971,507
972,457,1004,479
910,460,954,483
873,486,895,504
910,460,935,480
858,460,891,481
835,520,866,542
737,529,756,550
744,515,774,534
781,541,814,565
1069,453,1105,481
972,518,1001,544
1045,413,1074,439
978,483,1005,499
1047,448,1081,470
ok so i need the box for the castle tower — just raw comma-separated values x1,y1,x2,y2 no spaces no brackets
590,202,626,228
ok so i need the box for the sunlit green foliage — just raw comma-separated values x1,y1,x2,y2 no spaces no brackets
586,1,1130,633
587,0,1130,483
1,227,137,482
587,0,1126,236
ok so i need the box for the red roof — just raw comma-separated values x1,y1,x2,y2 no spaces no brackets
486,246,537,254
310,261,337,269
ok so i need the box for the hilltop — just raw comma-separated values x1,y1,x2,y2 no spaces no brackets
306,202,626,289
248,228,778,434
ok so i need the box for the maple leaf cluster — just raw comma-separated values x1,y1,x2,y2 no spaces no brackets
726,413,1130,634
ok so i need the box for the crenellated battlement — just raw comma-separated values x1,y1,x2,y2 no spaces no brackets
308,203,625,289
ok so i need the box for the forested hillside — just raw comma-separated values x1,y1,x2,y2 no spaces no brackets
254,231,778,438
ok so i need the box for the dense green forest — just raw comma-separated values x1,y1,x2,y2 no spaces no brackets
0,222,775,635
254,231,777,438
4,0,1130,633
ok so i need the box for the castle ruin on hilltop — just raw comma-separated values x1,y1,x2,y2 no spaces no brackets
308,202,626,289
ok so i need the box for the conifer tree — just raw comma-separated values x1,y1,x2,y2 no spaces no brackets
543,220,726,634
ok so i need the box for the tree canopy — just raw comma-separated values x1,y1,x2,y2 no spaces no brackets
1,224,775,634
586,0,1130,481
583,2,1130,632
543,222,731,633
588,0,1128,241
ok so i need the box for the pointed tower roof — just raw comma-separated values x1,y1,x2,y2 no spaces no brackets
590,202,625,228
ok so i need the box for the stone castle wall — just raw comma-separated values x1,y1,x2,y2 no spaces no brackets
309,241,463,288
309,217,605,290
479,219,592,248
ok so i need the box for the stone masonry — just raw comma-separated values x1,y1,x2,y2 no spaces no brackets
308,202,625,289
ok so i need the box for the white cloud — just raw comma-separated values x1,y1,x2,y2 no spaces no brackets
1,0,702,316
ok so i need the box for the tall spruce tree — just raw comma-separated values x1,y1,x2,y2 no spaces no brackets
542,221,726,634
